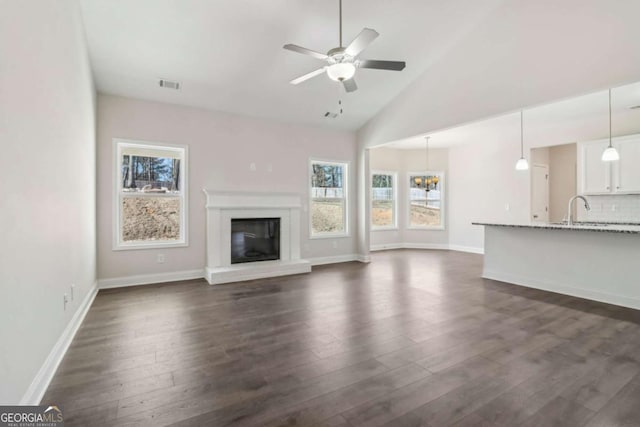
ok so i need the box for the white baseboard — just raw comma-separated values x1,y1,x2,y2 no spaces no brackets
448,245,485,254
370,243,484,254
357,254,371,263
483,270,640,311
21,281,98,405
370,243,405,251
403,243,450,250
309,254,360,266
98,269,204,289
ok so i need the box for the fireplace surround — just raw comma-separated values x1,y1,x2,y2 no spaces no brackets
203,190,311,285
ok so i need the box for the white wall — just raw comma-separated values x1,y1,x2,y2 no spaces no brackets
0,0,96,404
448,136,530,252
357,0,640,149
549,144,577,222
369,148,449,249
97,95,358,281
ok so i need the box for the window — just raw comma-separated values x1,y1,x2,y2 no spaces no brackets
114,139,188,249
310,160,348,237
371,172,397,229
408,171,445,229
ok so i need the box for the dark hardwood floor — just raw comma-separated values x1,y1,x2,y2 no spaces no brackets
43,250,640,426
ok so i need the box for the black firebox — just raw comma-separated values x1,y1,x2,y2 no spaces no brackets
231,218,280,264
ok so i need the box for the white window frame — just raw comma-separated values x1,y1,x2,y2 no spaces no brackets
370,170,398,230
407,170,445,230
309,158,350,239
113,138,189,250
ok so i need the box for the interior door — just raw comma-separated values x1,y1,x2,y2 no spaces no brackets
531,164,549,223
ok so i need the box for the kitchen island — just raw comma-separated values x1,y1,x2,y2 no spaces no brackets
473,222,640,310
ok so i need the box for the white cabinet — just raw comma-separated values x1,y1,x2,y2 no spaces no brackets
578,139,611,194
578,135,640,195
614,137,640,193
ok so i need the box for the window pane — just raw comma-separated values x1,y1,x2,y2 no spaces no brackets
312,164,344,192
372,174,393,189
372,200,394,227
122,196,181,242
311,198,344,234
121,155,181,192
409,174,442,227
410,203,441,227
372,174,394,227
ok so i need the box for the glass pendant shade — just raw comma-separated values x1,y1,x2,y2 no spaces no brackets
515,110,529,171
601,89,620,162
326,63,356,81
515,157,529,171
602,146,620,162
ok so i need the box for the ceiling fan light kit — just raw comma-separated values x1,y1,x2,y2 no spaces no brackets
327,62,356,82
283,0,406,93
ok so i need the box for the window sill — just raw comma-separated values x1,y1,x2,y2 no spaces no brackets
309,233,350,240
371,227,399,231
406,226,446,231
113,241,188,251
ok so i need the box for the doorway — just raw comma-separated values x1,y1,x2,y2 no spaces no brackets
531,164,549,223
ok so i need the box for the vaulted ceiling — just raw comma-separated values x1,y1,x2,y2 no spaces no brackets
80,0,505,130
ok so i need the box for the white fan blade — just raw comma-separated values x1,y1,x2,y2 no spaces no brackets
290,68,326,85
343,78,357,93
283,44,328,60
345,28,379,57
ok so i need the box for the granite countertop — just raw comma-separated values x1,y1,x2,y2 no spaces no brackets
472,221,640,234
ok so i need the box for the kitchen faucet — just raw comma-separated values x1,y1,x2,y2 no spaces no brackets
567,195,590,226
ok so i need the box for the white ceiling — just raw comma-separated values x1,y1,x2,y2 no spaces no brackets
80,0,505,130
383,81,640,150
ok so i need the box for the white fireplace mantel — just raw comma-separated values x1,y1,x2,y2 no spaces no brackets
203,190,311,285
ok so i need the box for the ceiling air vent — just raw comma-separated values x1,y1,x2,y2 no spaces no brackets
158,79,180,90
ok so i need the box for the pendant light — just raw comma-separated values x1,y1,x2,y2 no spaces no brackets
515,110,529,171
602,88,620,162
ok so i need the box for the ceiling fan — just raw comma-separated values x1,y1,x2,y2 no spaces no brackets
283,0,406,93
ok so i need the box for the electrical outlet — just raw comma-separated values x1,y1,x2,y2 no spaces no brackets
267,164,273,172
63,294,69,311
332,240,338,249
250,162,257,171
70,284,75,301
612,204,617,212
157,254,165,264
505,203,510,211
